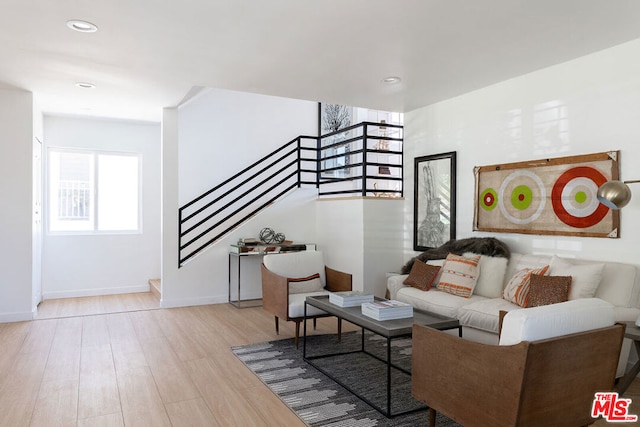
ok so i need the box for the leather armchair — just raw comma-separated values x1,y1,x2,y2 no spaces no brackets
412,303,625,426
261,251,352,347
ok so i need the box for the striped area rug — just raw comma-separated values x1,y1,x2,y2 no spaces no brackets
232,331,461,427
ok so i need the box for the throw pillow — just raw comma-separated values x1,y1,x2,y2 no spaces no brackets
288,273,323,294
548,256,604,300
502,265,550,307
464,252,508,299
436,253,481,298
403,261,441,291
526,274,572,308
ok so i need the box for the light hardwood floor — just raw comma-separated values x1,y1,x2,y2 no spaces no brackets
3,293,639,426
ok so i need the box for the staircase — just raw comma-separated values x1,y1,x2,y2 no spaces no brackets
178,121,403,267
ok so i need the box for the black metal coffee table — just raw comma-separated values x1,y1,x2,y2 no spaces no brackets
303,295,461,417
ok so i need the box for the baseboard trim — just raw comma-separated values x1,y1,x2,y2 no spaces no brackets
0,311,35,323
43,284,150,300
160,295,227,309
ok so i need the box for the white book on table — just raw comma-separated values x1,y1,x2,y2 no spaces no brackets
361,300,413,320
329,291,374,307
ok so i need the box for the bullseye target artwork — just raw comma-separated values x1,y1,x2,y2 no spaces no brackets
474,151,620,238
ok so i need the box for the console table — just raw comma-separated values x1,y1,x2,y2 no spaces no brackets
228,243,316,308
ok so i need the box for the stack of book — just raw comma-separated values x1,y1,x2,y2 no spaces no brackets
329,291,374,307
361,300,413,321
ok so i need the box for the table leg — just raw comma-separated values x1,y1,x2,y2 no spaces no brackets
387,335,392,416
303,302,308,358
617,340,640,395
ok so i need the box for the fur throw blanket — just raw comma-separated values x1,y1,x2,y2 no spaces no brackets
401,237,511,274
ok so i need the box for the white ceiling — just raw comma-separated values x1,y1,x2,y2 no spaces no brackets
2,0,640,123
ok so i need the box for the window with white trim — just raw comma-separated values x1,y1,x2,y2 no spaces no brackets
48,149,141,233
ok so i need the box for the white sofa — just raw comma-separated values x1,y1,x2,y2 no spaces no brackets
387,252,640,376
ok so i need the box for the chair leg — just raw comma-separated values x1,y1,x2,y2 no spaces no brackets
313,318,317,330
274,316,279,335
294,320,301,348
429,408,437,426
338,318,343,342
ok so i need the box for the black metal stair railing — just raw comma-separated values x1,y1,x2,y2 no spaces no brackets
178,136,318,266
317,121,404,197
178,121,403,267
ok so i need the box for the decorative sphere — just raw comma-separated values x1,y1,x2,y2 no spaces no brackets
259,227,276,243
274,232,286,243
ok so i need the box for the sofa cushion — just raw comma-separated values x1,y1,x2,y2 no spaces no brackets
525,274,571,308
502,265,550,307
288,273,323,294
437,253,481,298
499,298,615,345
597,262,639,308
458,298,521,333
396,287,486,318
464,252,508,299
504,254,552,287
403,261,441,291
549,256,604,300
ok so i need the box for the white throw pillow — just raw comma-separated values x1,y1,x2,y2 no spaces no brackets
464,252,508,299
549,256,604,300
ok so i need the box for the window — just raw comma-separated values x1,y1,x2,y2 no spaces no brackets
48,149,140,233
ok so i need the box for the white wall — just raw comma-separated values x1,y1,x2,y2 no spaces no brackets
42,116,161,298
0,87,34,321
403,38,640,269
32,98,43,312
179,88,319,203
315,198,404,298
161,88,319,308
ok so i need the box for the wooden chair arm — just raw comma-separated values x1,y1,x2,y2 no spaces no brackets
261,263,290,320
325,266,352,292
412,322,626,427
412,324,528,427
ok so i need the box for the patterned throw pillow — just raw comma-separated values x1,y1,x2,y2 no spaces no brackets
502,265,550,307
288,273,323,294
436,253,481,298
526,274,572,308
403,261,441,291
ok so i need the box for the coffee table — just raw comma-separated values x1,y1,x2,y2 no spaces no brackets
303,295,461,417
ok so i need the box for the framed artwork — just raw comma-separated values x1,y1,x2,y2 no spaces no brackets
414,152,457,251
318,103,354,178
474,151,620,238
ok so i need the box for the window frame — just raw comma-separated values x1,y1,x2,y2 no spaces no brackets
46,147,143,235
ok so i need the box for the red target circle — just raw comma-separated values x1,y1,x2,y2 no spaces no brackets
551,166,609,228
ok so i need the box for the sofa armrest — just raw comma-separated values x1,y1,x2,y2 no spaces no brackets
387,274,409,300
261,263,290,320
324,266,352,292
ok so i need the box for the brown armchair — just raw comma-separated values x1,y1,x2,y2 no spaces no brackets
261,251,352,347
412,308,625,426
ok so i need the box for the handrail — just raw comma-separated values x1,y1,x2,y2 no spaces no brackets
178,122,402,267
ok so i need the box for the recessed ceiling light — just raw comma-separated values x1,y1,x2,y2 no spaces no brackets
66,20,98,33
382,76,402,84
75,82,96,89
